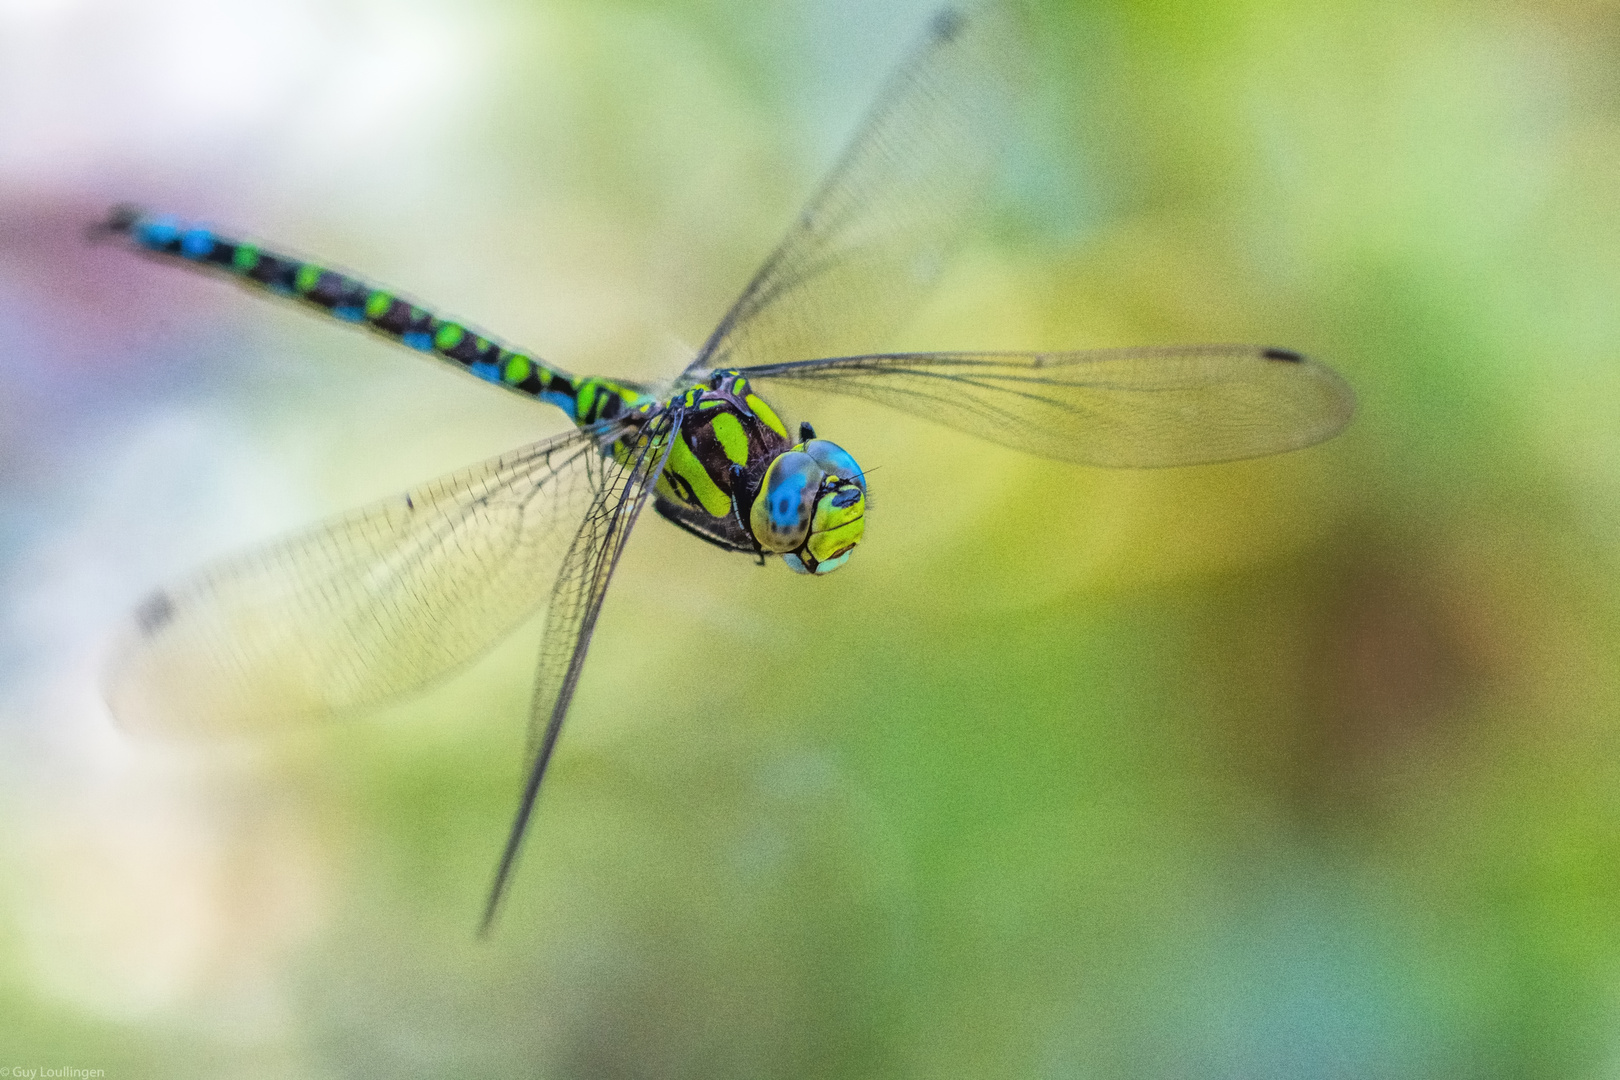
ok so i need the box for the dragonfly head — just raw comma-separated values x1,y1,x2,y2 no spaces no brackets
750,438,866,575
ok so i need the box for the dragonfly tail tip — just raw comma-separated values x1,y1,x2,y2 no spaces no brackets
88,203,143,244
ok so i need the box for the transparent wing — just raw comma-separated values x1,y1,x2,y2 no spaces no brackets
737,347,1356,467
480,410,683,934
681,3,1017,381
104,422,638,737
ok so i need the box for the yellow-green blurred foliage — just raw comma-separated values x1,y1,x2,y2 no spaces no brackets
4,0,1620,1077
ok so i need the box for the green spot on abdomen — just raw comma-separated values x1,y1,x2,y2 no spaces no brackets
503,354,533,384
232,244,260,273
575,380,599,421
294,264,322,293
365,290,393,318
434,322,465,350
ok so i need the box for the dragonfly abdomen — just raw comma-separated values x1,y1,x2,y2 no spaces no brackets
97,206,655,424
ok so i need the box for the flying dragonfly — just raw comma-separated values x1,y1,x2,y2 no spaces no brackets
99,4,1355,932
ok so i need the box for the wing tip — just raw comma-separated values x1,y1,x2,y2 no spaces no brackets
1260,346,1358,439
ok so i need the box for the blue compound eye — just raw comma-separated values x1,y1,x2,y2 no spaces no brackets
750,451,824,553
803,439,865,490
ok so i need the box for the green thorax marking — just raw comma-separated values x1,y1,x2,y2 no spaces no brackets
650,372,794,553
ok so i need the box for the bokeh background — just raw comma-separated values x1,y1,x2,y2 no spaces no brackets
4,0,1620,1076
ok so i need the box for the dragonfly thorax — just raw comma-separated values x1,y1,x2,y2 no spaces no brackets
649,372,866,573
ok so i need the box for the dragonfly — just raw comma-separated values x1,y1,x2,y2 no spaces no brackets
98,4,1355,932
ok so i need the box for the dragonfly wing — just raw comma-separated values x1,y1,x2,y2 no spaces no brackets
681,4,1018,381
104,422,637,737
479,409,683,934
738,347,1355,467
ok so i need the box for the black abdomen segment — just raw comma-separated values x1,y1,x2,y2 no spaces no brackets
97,206,648,424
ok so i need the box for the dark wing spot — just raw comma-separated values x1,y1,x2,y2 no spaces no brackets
932,7,965,42
1262,348,1304,363
134,591,175,637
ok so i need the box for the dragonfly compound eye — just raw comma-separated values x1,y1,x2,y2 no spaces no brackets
802,439,866,491
752,451,822,554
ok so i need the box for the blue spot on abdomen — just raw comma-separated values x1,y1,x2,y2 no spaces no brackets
402,331,434,351
179,227,214,259
135,215,181,250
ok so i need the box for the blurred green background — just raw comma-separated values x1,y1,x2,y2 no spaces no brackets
5,0,1620,1076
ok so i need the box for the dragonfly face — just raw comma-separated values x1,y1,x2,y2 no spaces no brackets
754,439,867,575
647,371,865,573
